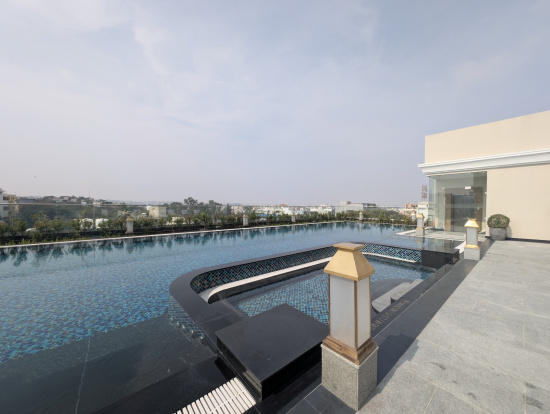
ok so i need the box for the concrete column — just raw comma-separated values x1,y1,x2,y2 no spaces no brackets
359,212,364,221
322,243,378,411
243,214,249,227
125,216,134,234
291,213,296,223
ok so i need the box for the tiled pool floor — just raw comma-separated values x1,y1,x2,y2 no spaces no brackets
229,257,434,325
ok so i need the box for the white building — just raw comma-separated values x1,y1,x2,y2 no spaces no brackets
334,202,373,214
147,206,168,219
309,206,334,215
0,188,17,223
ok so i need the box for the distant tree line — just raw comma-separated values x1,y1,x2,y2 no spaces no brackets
0,197,415,245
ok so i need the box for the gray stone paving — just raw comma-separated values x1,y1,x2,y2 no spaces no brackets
359,240,550,414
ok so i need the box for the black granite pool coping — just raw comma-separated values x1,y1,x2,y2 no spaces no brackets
168,240,447,351
216,304,328,401
169,243,338,350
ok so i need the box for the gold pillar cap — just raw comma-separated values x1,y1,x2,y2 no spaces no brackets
324,243,374,281
417,213,424,219
464,218,479,229
125,216,134,222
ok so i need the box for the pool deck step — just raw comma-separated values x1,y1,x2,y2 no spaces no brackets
372,279,423,313
215,304,327,401
174,377,255,414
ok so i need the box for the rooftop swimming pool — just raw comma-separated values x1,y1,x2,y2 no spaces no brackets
0,222,444,414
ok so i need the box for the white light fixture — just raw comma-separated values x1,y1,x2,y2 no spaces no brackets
464,218,480,260
465,218,479,247
323,243,376,364
321,242,378,410
416,213,425,236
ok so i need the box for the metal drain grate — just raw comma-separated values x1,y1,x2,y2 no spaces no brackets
175,377,256,414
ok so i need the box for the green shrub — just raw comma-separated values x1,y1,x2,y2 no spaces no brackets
487,214,510,228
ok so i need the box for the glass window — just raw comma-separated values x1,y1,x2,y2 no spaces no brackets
428,171,487,232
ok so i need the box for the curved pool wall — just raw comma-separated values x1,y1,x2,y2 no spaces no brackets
191,246,337,294
190,243,423,297
170,243,434,340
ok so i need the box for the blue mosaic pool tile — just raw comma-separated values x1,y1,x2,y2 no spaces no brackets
190,243,421,295
233,257,434,325
362,243,421,262
236,275,330,325
190,246,337,293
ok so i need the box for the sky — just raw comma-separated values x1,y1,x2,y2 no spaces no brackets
1,0,549,206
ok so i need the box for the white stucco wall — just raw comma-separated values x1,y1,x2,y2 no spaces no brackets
422,110,550,241
425,110,550,164
487,164,550,241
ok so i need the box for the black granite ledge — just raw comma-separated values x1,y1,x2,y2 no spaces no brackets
166,240,466,413
216,305,328,401
169,241,439,351
169,244,338,351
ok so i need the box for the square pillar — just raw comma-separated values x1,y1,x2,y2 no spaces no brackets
322,243,378,410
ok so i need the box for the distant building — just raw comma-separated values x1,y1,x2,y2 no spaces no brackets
18,197,36,205
147,206,168,218
0,188,17,223
309,206,334,215
334,202,375,214
230,205,244,214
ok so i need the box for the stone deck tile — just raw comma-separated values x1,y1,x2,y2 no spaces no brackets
359,240,550,414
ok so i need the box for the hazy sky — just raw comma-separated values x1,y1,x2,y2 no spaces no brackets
1,1,549,205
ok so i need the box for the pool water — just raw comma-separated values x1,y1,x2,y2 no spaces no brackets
0,222,430,414
0,222,418,364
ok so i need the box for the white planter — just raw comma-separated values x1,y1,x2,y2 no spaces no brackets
490,227,507,240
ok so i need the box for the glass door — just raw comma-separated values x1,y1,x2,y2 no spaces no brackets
451,194,475,232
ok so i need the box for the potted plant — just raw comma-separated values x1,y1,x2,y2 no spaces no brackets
487,214,510,240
